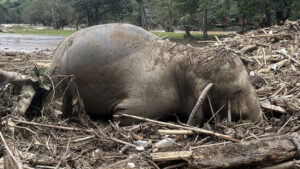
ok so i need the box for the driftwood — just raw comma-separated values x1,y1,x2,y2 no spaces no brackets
157,129,194,135
151,151,192,161
258,59,288,73
261,160,300,169
0,69,37,115
0,132,23,169
260,103,286,113
189,132,300,169
0,69,33,86
13,85,35,115
240,44,257,54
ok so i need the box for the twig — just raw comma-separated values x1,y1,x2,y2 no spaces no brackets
8,125,37,135
55,139,71,169
115,114,240,143
277,116,293,134
215,36,221,43
206,104,226,123
271,83,286,98
44,73,55,102
109,137,137,148
191,141,231,150
14,120,135,148
13,119,94,133
262,47,266,65
0,131,23,169
278,51,300,65
207,96,216,122
187,83,213,126
227,100,231,123
72,135,95,143
148,160,160,169
163,163,186,169
119,145,130,154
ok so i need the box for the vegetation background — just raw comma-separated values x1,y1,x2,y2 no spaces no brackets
0,0,299,38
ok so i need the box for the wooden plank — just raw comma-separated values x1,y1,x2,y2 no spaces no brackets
151,151,192,161
157,129,194,135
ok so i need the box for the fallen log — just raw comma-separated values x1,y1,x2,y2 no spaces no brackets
0,69,38,115
240,44,257,54
261,160,300,169
189,131,299,169
0,69,33,86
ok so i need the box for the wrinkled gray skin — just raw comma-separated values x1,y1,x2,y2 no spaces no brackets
50,23,262,125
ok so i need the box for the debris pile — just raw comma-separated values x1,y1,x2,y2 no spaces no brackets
0,21,299,169
221,20,300,114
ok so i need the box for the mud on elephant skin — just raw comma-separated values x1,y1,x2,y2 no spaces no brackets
49,23,263,126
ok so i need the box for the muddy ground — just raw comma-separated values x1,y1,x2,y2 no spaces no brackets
0,22,299,169
0,33,64,54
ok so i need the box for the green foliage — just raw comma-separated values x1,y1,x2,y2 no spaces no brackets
11,26,76,36
152,31,227,39
0,0,299,29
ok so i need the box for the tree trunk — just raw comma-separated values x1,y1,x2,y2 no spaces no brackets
264,0,271,26
94,3,99,24
275,0,292,25
136,0,148,30
202,8,208,39
184,26,191,39
166,0,174,32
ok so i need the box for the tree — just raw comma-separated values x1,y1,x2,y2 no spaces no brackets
272,0,293,25
173,0,199,38
136,0,148,30
173,0,211,38
72,0,133,26
0,3,8,23
49,0,73,29
21,0,52,26
198,0,213,38
146,0,177,32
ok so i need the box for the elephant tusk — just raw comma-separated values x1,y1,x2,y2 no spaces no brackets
187,83,214,126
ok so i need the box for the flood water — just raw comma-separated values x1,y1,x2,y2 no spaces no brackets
0,33,65,53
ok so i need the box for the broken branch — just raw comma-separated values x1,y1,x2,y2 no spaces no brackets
114,114,240,143
0,131,23,169
157,129,194,135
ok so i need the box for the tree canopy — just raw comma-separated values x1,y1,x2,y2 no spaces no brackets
0,0,299,31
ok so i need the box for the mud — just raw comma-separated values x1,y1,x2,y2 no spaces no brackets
0,33,64,53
